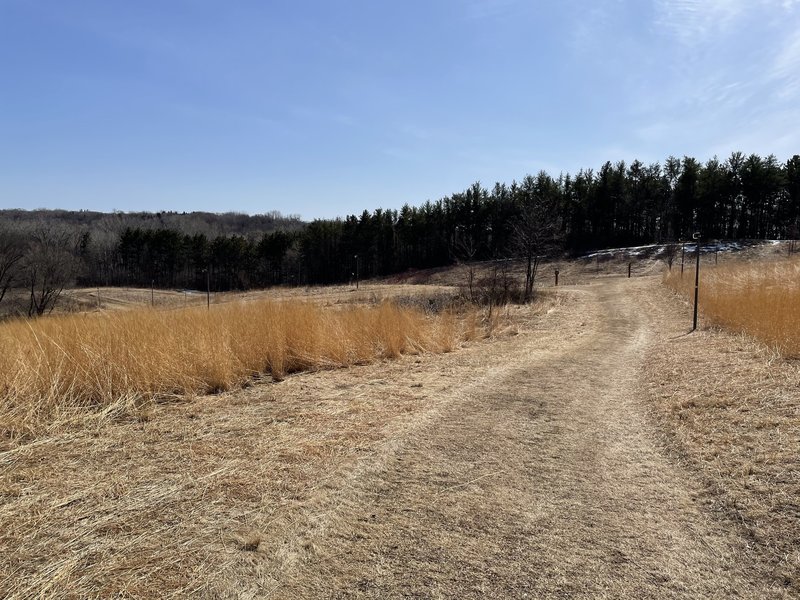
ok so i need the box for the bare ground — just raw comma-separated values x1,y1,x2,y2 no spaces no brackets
1,276,796,598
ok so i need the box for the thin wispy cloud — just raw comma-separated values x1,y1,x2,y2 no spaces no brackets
653,0,746,43
769,33,800,99
629,0,800,159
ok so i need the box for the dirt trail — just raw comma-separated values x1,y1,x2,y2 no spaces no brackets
273,277,783,598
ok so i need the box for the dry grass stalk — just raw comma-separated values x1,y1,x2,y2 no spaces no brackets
664,256,800,356
0,298,472,445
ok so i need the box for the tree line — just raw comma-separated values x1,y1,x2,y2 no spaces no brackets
1,152,798,316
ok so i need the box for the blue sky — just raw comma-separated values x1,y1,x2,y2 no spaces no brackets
1,0,798,219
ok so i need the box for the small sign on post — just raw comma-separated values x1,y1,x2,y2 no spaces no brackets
692,232,701,331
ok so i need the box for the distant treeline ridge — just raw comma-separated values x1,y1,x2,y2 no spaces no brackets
1,152,799,314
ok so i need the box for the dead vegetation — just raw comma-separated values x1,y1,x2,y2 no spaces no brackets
0,296,483,446
646,272,800,591
36,282,459,315
2,248,798,597
664,255,800,356
0,289,552,600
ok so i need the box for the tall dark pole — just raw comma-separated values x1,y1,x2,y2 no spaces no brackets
354,255,359,290
692,233,701,331
151,280,154,306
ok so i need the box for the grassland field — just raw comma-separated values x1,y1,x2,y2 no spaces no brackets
1,241,798,598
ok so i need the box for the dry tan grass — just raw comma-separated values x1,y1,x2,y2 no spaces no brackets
664,255,800,356
2,274,793,597
642,277,800,591
60,283,460,313
0,297,473,446
0,292,549,600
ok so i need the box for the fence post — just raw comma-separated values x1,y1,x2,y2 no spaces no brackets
628,262,631,278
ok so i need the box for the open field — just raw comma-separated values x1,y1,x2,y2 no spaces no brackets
0,293,493,446
60,283,461,312
1,250,798,598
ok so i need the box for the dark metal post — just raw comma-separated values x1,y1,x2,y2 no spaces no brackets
151,280,154,306
354,254,359,290
692,233,701,331
628,262,632,278
554,269,559,286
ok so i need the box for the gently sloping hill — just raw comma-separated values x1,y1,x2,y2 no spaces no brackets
644,277,800,592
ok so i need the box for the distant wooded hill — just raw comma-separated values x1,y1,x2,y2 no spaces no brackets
1,152,798,316
0,209,304,238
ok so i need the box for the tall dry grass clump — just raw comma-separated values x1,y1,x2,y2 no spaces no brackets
664,256,800,356
0,299,464,443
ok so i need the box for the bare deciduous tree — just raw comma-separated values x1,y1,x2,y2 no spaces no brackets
513,202,559,303
0,227,25,306
663,243,678,270
23,224,79,317
453,227,480,303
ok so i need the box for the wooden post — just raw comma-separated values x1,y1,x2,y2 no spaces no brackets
554,269,559,286
628,262,632,278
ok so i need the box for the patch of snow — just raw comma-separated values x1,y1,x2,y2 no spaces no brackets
579,239,786,259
